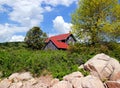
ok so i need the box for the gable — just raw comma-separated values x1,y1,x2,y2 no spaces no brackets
45,33,76,50
44,41,58,50
66,35,76,44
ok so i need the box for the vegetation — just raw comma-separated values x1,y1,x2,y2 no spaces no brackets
0,42,120,80
72,0,120,45
24,26,47,50
0,42,80,79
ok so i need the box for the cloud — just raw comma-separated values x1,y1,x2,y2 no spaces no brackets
43,0,77,7
44,6,53,12
0,0,77,42
9,35,25,42
8,0,44,27
53,16,72,34
0,23,29,42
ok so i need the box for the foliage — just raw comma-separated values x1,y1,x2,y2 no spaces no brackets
0,42,120,79
68,42,120,61
24,26,47,50
79,68,90,76
72,0,120,45
0,44,80,79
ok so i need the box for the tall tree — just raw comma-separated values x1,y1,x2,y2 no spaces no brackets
24,27,47,49
72,0,120,44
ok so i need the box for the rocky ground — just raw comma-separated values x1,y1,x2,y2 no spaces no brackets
0,53,120,88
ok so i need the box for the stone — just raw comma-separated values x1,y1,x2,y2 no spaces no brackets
9,82,23,88
111,71,120,81
84,53,120,81
78,64,84,69
0,78,11,88
9,73,19,82
71,75,104,88
50,78,59,87
51,81,73,88
17,72,33,81
106,81,120,88
63,71,83,82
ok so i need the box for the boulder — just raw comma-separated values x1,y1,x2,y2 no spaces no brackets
9,72,33,82
22,78,38,88
106,81,120,88
51,81,73,88
78,64,84,69
63,71,83,82
18,72,33,81
0,78,11,88
9,73,19,82
71,75,104,88
9,82,23,88
84,53,120,81
50,78,59,87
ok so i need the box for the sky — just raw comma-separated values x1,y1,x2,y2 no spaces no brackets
0,0,78,43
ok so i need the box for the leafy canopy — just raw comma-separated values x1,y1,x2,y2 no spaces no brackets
24,26,47,49
72,0,120,44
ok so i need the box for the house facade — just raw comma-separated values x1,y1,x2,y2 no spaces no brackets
44,33,76,50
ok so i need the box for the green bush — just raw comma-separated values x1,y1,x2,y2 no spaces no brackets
0,42,120,80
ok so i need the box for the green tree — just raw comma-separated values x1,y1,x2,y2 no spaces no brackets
24,27,47,49
72,0,120,45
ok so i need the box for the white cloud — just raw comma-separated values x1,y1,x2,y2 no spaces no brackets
44,6,53,12
53,16,72,33
44,0,77,7
0,0,77,42
8,0,44,27
0,23,29,42
9,35,25,42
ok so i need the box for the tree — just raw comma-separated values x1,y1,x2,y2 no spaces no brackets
24,27,47,49
72,0,120,45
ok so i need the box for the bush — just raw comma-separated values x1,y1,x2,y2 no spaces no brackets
0,41,120,80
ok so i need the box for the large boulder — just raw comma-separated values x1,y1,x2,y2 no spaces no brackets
63,71,83,82
9,72,33,82
9,82,23,88
105,81,120,88
71,75,104,88
0,78,11,88
51,81,73,88
84,53,120,81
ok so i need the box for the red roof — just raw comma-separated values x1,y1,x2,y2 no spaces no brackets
45,33,71,49
45,33,71,43
50,39,68,49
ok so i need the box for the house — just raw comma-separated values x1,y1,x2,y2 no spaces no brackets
44,33,76,50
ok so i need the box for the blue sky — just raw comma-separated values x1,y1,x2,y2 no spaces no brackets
0,0,78,42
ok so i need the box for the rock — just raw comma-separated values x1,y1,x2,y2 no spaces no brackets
9,82,23,88
22,78,38,88
71,75,104,88
84,53,120,81
9,72,33,82
9,73,19,82
18,72,33,81
111,72,120,81
71,77,83,88
32,82,48,88
0,78,11,88
78,64,84,69
106,81,120,88
63,71,83,82
51,81,73,88
50,78,59,87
